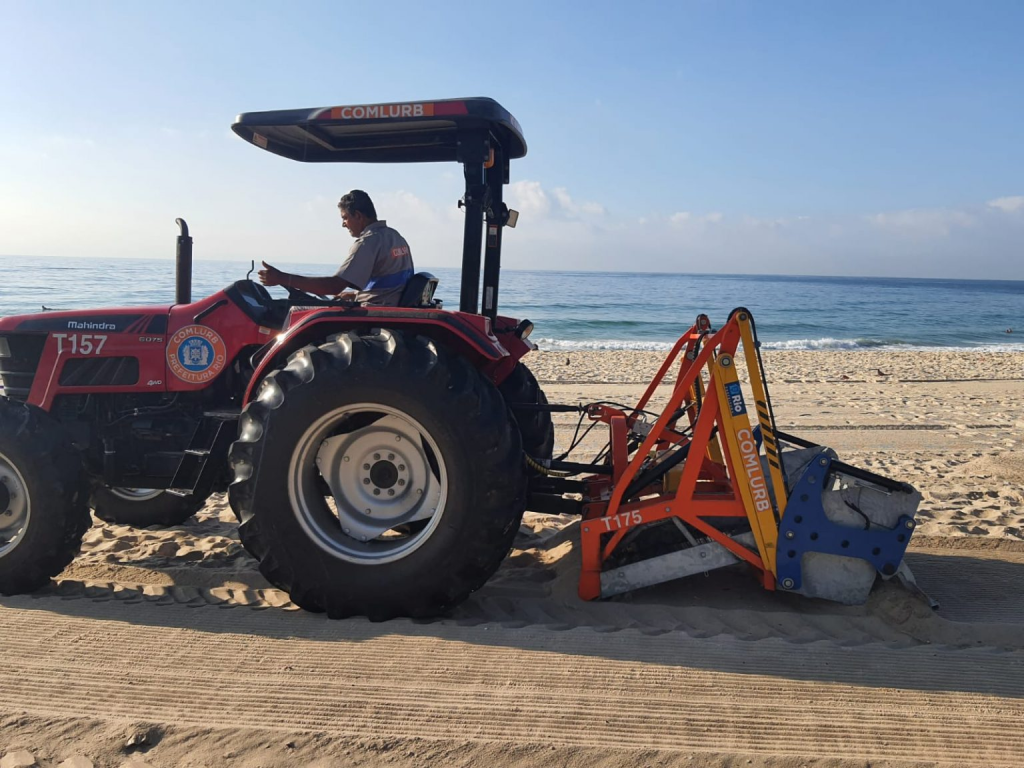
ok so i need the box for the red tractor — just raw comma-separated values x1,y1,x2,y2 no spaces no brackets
0,98,553,619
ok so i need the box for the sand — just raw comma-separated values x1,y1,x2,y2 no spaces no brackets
3,349,1024,767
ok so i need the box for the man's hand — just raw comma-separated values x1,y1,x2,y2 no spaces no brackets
258,261,286,287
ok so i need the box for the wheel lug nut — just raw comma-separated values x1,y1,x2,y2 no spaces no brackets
398,479,405,486
363,478,370,485
373,489,380,496
387,489,395,496
374,453,380,460
363,463,370,470
398,464,405,471
388,453,395,460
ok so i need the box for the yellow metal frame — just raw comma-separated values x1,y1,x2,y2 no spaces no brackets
709,354,779,578
736,313,789,522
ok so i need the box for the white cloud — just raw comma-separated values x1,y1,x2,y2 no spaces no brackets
494,185,1024,278
507,180,550,217
551,187,605,217
739,215,811,230
508,181,605,220
987,195,1024,213
866,208,976,239
669,211,722,226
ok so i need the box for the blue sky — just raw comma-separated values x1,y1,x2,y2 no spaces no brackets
1,0,1022,278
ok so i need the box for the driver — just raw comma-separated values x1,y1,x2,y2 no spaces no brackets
258,190,414,306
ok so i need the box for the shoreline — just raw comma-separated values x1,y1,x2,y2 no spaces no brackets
534,339,1024,353
526,347,1024,384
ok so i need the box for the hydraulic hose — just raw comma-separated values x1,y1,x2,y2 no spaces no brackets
525,454,574,478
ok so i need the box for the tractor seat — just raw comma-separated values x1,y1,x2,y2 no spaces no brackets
398,272,442,308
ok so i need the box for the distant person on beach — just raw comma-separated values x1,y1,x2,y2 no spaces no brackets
258,190,414,306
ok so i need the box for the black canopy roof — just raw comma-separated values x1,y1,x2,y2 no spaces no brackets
232,97,526,164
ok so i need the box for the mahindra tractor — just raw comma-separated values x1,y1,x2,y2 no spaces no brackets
0,98,925,619
0,99,556,618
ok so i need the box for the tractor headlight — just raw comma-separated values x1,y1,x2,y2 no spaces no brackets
0,337,11,358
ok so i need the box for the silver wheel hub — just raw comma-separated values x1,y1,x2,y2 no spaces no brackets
107,487,164,502
0,451,30,558
289,406,447,564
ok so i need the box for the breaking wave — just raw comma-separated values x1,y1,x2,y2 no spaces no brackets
760,337,906,350
533,338,676,352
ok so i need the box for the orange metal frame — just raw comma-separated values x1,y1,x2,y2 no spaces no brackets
577,312,784,600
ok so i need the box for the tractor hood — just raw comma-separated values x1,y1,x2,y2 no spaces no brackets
0,306,171,334
232,97,526,163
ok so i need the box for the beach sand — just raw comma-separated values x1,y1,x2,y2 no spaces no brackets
3,349,1024,767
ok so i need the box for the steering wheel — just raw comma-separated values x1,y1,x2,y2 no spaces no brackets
282,284,356,307
283,284,315,302
247,280,274,305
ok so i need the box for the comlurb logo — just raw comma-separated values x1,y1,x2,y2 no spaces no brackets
325,103,434,120
167,325,227,384
737,428,772,515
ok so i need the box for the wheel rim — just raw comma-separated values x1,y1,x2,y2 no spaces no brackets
107,487,165,502
288,403,448,564
0,450,30,558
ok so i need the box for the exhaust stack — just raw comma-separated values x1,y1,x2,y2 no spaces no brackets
175,218,192,305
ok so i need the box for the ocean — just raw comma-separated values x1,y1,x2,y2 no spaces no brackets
1,256,1022,352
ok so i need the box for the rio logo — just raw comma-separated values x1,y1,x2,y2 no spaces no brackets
166,325,227,384
725,381,746,416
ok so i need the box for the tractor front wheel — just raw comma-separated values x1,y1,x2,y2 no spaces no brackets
228,329,527,619
91,486,205,528
0,400,90,595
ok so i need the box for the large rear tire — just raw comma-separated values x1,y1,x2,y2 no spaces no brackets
498,361,554,462
228,329,527,620
91,486,205,528
0,400,90,595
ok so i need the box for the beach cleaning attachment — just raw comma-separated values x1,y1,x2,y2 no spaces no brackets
526,308,922,604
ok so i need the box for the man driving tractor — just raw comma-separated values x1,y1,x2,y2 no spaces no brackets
259,189,414,306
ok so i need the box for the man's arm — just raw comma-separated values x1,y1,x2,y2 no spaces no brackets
259,262,357,297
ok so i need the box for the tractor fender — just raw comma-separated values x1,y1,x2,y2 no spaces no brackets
243,309,529,404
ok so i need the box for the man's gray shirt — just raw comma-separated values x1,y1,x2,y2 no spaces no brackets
335,220,414,306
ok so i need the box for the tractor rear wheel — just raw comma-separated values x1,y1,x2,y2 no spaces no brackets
0,400,90,595
91,486,205,528
499,361,554,462
228,329,527,619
